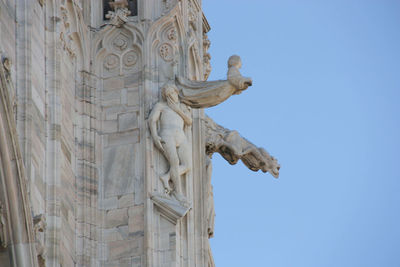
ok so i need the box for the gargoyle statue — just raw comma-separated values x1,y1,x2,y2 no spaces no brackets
204,115,280,178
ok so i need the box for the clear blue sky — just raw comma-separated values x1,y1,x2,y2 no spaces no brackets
202,1,400,266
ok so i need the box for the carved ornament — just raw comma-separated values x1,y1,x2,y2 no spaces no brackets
105,0,131,28
159,43,175,62
60,5,76,58
148,83,192,204
176,55,252,108
204,115,280,177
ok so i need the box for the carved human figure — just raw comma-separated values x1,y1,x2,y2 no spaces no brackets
148,83,192,202
227,55,252,91
177,55,253,108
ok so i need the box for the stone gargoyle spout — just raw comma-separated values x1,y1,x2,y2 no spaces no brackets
176,55,252,108
204,115,280,178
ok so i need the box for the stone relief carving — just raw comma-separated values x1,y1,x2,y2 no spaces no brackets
167,28,177,41
176,55,252,108
203,34,212,80
103,53,120,70
1,54,17,120
60,5,76,58
204,115,280,177
202,115,280,238
148,83,192,203
123,50,138,67
159,43,175,62
188,0,198,31
105,0,131,28
162,0,177,15
112,32,130,51
98,24,142,78
33,214,46,267
0,203,7,248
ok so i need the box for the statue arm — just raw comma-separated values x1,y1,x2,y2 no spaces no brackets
179,109,192,126
148,103,164,153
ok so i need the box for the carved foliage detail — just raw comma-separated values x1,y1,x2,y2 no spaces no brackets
60,5,76,58
203,34,212,80
162,0,177,15
167,28,177,41
188,0,198,31
159,43,174,62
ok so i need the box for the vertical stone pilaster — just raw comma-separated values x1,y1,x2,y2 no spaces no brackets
45,1,62,266
75,70,99,266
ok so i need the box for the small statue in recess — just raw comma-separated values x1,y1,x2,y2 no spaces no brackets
148,84,192,202
106,0,131,27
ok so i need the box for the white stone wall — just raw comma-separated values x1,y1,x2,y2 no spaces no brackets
0,0,214,266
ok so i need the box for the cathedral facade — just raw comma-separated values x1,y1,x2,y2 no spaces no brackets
0,1,279,266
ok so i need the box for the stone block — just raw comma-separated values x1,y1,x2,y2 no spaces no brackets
102,90,121,107
132,256,142,267
107,130,139,147
118,112,138,132
103,144,135,197
121,89,127,105
104,106,125,120
103,225,129,242
119,257,131,267
124,71,141,87
128,205,144,234
118,194,134,208
104,77,124,90
99,197,118,210
127,90,140,106
102,120,118,134
105,208,128,228
108,238,143,260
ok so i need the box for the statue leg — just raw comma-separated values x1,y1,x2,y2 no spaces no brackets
162,141,183,199
177,141,191,176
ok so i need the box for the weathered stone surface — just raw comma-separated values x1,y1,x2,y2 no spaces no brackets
99,197,118,211
118,194,134,208
108,238,143,260
128,205,144,234
104,77,124,90
127,90,140,106
103,144,135,197
107,129,140,146
118,112,138,131
105,208,129,229
0,2,280,267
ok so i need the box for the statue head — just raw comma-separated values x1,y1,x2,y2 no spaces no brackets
162,83,179,105
260,148,280,178
228,55,242,69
